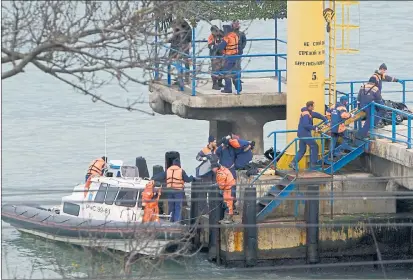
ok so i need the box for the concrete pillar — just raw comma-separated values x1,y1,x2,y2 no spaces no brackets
209,120,264,155
278,1,326,169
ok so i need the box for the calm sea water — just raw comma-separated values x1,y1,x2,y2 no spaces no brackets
2,1,413,279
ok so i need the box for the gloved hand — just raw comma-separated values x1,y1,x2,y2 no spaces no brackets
315,127,320,132
250,140,256,148
350,113,355,118
225,135,231,140
202,157,208,161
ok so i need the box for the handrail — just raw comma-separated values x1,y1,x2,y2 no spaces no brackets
336,79,413,108
369,102,413,148
250,134,331,186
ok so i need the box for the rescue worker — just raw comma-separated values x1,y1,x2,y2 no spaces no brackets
168,19,192,85
371,63,400,92
211,161,236,224
231,20,247,84
152,158,196,223
226,135,254,169
142,180,162,223
216,138,237,179
215,25,241,94
196,135,217,161
326,96,352,157
85,156,107,182
357,77,384,139
208,26,225,90
289,101,328,170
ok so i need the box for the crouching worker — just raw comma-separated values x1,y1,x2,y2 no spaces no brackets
142,180,162,223
226,135,254,169
211,161,236,224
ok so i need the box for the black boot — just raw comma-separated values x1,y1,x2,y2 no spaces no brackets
212,78,221,90
218,78,224,88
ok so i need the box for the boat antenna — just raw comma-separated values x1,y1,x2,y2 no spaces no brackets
104,123,107,162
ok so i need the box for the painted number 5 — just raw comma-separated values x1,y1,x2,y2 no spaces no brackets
312,72,317,81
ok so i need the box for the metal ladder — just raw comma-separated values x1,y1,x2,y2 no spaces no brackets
324,1,360,107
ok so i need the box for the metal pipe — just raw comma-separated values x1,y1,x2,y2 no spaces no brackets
192,27,196,96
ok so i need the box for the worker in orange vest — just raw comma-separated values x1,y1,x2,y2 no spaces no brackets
211,161,236,224
84,156,107,197
142,180,162,223
85,156,107,182
215,24,241,94
152,158,196,222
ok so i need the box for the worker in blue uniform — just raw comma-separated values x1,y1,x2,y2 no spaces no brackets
371,63,400,91
289,101,328,170
196,135,217,161
232,20,247,84
225,135,254,169
326,96,353,157
357,77,383,139
216,139,237,178
215,25,241,94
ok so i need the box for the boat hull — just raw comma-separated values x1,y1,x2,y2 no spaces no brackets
2,204,188,255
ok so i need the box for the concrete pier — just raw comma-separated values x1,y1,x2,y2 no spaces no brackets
149,77,287,154
185,170,413,266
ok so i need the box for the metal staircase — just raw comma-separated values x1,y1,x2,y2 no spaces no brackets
256,176,297,222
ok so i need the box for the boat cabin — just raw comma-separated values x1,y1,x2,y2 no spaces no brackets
59,160,152,223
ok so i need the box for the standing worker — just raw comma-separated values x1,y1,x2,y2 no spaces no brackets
142,180,162,223
208,26,225,90
196,135,217,161
289,101,328,170
152,158,196,223
371,63,400,91
215,25,241,94
357,77,383,139
85,156,107,182
211,161,236,224
231,20,247,84
326,96,353,157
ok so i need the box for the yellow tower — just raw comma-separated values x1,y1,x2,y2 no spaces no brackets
277,1,326,170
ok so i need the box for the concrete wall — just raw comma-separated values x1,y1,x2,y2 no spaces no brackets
236,171,396,220
364,138,413,190
218,215,413,263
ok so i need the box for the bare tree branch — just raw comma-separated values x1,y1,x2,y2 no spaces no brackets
1,0,207,114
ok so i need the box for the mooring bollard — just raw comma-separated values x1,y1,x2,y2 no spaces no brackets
242,186,258,267
306,184,320,264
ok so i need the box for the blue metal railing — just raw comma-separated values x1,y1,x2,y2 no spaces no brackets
369,102,413,149
336,79,413,110
154,21,288,95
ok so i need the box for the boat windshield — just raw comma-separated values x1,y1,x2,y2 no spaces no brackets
94,183,120,205
115,188,139,207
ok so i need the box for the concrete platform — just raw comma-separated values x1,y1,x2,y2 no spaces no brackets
149,77,288,154
149,77,286,109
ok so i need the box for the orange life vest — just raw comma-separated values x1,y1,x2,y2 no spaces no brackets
223,32,239,55
87,158,105,176
216,166,236,190
166,165,185,189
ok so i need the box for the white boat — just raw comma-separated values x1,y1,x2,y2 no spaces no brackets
2,160,189,257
